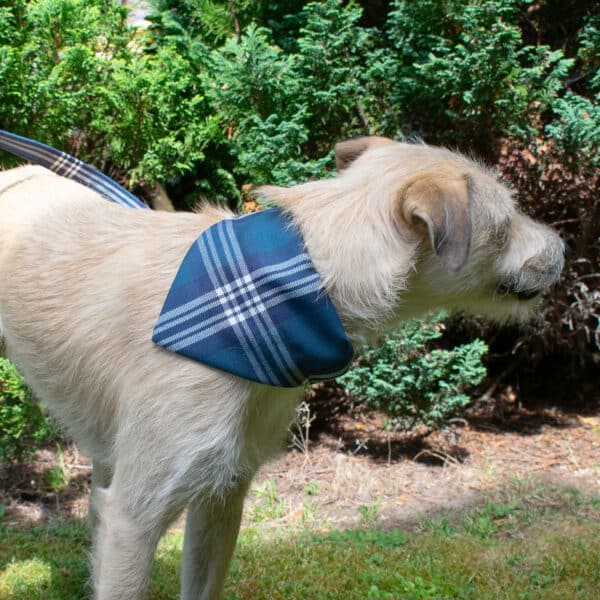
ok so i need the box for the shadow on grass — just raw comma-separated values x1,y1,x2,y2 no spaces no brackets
0,519,91,600
2,483,599,600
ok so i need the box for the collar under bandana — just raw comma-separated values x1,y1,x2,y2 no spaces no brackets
0,130,354,387
152,208,354,387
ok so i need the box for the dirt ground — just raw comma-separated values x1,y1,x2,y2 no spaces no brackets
2,390,599,531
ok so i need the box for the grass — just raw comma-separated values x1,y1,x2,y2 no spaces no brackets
0,484,599,599
41,445,70,494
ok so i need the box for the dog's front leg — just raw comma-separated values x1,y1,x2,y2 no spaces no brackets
181,483,249,600
93,471,169,600
89,459,113,542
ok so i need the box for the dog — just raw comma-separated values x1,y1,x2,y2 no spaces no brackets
0,136,564,599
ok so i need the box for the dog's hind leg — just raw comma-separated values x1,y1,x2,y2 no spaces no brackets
181,483,249,600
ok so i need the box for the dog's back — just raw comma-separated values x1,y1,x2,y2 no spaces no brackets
0,169,231,458
0,166,299,476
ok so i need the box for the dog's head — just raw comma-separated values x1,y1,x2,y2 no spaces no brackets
335,136,565,324
260,136,564,335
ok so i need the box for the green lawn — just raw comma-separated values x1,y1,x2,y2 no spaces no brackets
1,485,599,599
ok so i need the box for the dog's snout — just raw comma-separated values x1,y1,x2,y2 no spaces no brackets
517,252,563,294
496,220,564,303
543,232,565,285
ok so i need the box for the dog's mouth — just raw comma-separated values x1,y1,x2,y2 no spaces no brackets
496,283,541,302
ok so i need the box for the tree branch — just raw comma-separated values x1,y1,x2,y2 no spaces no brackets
229,0,241,43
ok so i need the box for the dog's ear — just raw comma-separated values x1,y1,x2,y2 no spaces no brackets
400,174,472,272
335,136,395,172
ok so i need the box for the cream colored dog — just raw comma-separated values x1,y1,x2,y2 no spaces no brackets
0,137,563,599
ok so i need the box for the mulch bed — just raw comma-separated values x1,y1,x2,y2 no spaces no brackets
1,392,599,530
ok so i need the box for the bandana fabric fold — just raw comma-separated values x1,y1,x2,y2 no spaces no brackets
152,208,354,387
0,130,354,387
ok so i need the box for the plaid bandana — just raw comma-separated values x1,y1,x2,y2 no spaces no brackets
152,208,354,387
0,130,146,209
0,130,354,387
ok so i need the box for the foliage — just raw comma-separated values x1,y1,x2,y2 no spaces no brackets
293,1,378,145
150,0,306,47
42,444,70,492
339,313,488,431
0,0,130,151
0,0,213,189
204,1,381,187
384,0,574,151
249,477,285,522
89,45,211,182
0,359,55,462
0,0,598,386
205,24,324,187
546,92,600,171
151,0,235,45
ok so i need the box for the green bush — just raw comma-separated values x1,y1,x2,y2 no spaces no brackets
0,0,597,388
205,0,379,187
546,92,600,170
339,313,488,431
384,0,573,150
0,358,56,462
205,24,323,188
0,0,215,189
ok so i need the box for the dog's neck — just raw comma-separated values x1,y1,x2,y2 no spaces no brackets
257,180,416,344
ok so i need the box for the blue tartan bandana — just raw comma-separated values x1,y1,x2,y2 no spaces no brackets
152,208,354,387
0,129,147,209
0,130,354,387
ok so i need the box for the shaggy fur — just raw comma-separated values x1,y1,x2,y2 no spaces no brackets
0,137,563,599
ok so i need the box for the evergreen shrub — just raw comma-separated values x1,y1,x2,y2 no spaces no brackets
385,0,574,152
339,313,488,431
0,0,597,399
0,358,56,462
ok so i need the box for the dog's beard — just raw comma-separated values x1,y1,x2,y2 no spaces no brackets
454,293,547,327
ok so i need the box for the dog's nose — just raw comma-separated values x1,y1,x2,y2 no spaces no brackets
527,227,565,286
